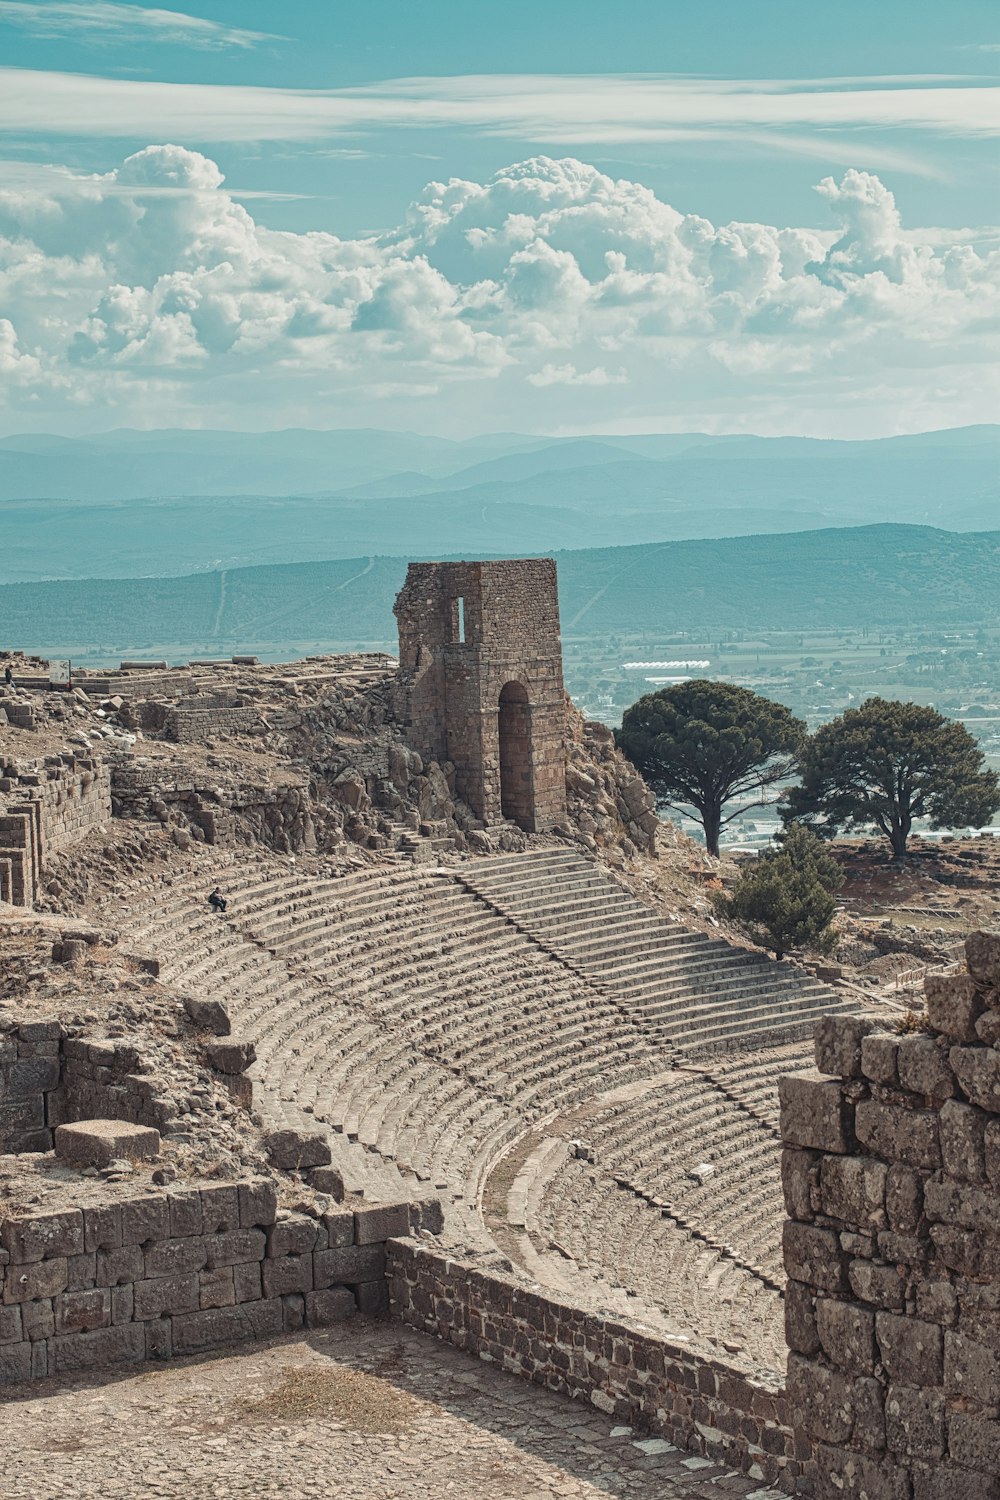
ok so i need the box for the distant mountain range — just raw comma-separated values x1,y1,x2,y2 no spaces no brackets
0,425,996,584
3,524,998,659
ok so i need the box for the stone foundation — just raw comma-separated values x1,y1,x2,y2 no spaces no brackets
0,1184,416,1385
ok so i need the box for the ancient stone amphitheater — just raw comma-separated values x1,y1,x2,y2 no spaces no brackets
119,837,851,1374
18,559,999,1497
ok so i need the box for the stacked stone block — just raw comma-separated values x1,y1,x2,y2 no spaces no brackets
780,932,1000,1500
0,1019,62,1153
61,1036,182,1135
0,754,111,907
394,560,568,833
0,1186,413,1385
388,1239,802,1490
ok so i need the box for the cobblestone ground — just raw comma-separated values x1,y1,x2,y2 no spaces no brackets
0,1322,785,1500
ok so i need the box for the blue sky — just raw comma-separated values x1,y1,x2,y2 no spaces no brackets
0,1,997,436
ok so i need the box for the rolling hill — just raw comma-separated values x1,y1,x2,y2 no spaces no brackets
2,524,997,660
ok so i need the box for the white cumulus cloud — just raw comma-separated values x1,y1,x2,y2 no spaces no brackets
0,2,280,49
0,148,996,435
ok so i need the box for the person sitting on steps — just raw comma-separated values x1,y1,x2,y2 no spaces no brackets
207,887,227,913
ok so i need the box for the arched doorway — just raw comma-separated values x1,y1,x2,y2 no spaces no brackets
498,681,534,829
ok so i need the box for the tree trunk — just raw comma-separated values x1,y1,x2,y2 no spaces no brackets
889,824,909,858
702,803,722,858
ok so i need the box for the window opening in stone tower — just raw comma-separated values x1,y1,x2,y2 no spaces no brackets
452,596,465,643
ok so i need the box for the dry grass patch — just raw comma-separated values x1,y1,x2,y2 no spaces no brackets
240,1363,419,1434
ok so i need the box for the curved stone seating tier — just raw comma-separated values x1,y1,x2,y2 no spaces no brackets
570,1072,785,1282
121,850,822,1354
458,849,856,1054
706,1041,817,1131
530,1150,785,1371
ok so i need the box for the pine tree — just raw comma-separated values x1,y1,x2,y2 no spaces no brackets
714,823,843,960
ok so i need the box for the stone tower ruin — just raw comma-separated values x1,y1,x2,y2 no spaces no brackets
393,559,568,833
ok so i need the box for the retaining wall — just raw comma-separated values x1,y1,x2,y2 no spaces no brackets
0,1019,62,1153
0,755,111,907
387,1238,801,1491
780,932,1000,1500
0,1184,413,1385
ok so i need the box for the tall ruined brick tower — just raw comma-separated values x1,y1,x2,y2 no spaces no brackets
393,559,568,832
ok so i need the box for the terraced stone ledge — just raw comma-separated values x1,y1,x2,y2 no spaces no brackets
0,1180,421,1385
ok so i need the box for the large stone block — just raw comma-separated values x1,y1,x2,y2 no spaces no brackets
948,1409,1000,1475
782,1222,847,1293
814,1016,875,1079
54,1288,111,1335
50,1323,144,1374
170,1297,281,1353
924,1178,1000,1236
939,1099,989,1183
304,1288,356,1326
813,1446,911,1500
951,1047,1000,1113
267,1214,321,1258
199,1185,240,1235
861,1034,900,1088
261,1255,313,1299
354,1203,409,1245
779,1072,854,1153
884,1164,923,1233
120,1197,170,1246
876,1312,943,1386
133,1274,200,1320
55,1120,160,1169
785,1279,820,1355
2,1258,68,1304
203,1228,266,1269
238,1179,278,1230
1,1210,83,1264
816,1296,876,1376
884,1383,945,1461
144,1236,209,1279
930,1224,1000,1280
786,1352,855,1443
895,1036,955,1100
855,1101,941,1170
945,1329,1000,1404
262,1129,331,1170
965,930,1000,990
848,1259,905,1312
912,1465,1000,1500
314,1243,386,1289
819,1155,887,1229
781,1147,819,1220
925,973,983,1042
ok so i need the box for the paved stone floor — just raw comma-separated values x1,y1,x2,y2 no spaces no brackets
0,1321,786,1500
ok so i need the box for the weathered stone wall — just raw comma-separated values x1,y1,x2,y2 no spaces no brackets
393,560,568,833
0,755,111,906
109,761,317,854
0,1185,414,1385
0,1018,62,1153
780,933,1000,1500
387,1239,802,1491
61,1035,181,1137
163,703,261,744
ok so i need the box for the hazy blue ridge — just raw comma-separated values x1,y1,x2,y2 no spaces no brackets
3,524,998,659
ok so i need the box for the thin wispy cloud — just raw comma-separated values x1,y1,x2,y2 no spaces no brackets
0,2,282,50
0,69,997,149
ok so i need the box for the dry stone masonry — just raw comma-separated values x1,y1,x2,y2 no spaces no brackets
0,1181,417,1385
780,931,1000,1499
394,559,568,832
0,755,111,905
